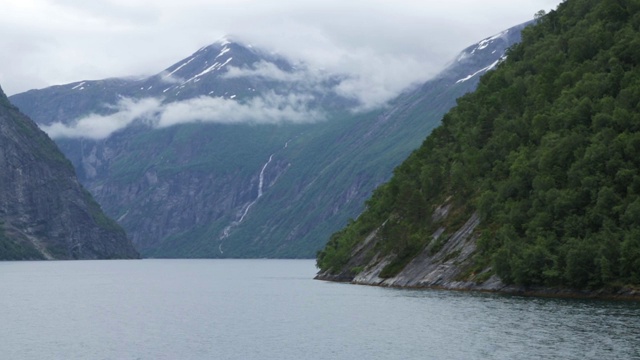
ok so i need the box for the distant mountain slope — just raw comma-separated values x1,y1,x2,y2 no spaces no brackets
10,24,529,258
316,0,640,295
0,85,138,260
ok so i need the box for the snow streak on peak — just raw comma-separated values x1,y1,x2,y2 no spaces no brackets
216,46,231,59
217,36,231,46
476,30,509,50
71,81,86,90
457,29,510,62
184,57,233,84
161,38,238,85
455,55,507,84
167,57,196,77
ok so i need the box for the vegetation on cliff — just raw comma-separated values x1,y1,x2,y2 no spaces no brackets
318,0,640,290
0,85,139,260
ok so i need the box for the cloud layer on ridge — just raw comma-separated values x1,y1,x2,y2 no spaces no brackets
42,92,324,140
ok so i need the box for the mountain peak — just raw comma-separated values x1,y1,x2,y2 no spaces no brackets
161,35,269,81
216,35,232,46
154,36,295,99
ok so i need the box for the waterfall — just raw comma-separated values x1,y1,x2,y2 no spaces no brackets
238,153,273,223
217,139,295,253
218,152,277,253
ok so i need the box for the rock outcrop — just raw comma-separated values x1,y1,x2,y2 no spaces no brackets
0,85,139,260
314,208,501,290
315,209,640,300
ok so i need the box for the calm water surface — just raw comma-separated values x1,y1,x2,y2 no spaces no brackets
0,259,638,359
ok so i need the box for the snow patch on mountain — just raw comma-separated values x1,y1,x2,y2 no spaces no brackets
457,29,510,61
476,30,509,50
71,82,86,90
215,47,230,59
184,57,234,84
455,55,506,84
167,57,196,77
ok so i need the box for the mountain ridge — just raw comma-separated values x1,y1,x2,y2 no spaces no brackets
10,23,530,258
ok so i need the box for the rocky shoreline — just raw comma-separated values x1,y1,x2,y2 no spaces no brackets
315,272,640,302
315,211,640,302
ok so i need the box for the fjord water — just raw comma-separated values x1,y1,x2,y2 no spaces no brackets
1,260,638,360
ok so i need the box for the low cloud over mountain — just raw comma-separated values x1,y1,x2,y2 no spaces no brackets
42,92,324,139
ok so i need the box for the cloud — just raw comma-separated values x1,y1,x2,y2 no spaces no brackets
157,71,184,84
328,51,429,111
0,1,563,96
158,92,323,127
223,61,308,83
222,58,420,111
41,97,161,139
41,93,324,140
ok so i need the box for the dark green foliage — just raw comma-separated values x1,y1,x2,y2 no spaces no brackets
82,188,127,235
0,222,45,260
4,103,75,171
318,0,640,289
316,225,358,273
0,86,14,108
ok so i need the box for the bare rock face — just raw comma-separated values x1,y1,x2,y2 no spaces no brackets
0,85,139,260
315,210,502,290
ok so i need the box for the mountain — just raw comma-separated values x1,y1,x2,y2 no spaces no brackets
12,37,349,131
0,85,138,260
9,24,529,258
316,0,640,297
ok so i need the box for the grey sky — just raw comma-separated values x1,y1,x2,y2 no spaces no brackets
0,0,562,96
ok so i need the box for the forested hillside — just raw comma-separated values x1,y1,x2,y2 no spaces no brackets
318,0,640,290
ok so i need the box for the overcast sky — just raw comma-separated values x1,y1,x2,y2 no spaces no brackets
0,0,561,96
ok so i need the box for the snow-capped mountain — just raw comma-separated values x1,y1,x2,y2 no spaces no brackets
15,37,351,131
148,38,293,100
9,22,532,258
443,21,531,83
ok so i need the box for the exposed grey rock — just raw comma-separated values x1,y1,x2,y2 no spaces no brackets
317,210,640,300
0,85,139,260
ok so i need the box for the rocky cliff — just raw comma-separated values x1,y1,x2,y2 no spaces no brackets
315,200,502,289
316,205,640,300
0,85,139,260
316,0,640,299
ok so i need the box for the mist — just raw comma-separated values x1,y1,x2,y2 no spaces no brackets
0,1,562,96
41,92,324,140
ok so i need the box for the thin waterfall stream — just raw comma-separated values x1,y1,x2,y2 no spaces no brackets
218,140,290,254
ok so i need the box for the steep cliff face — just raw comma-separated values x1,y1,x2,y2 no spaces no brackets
315,198,511,290
0,85,139,260
66,123,302,257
